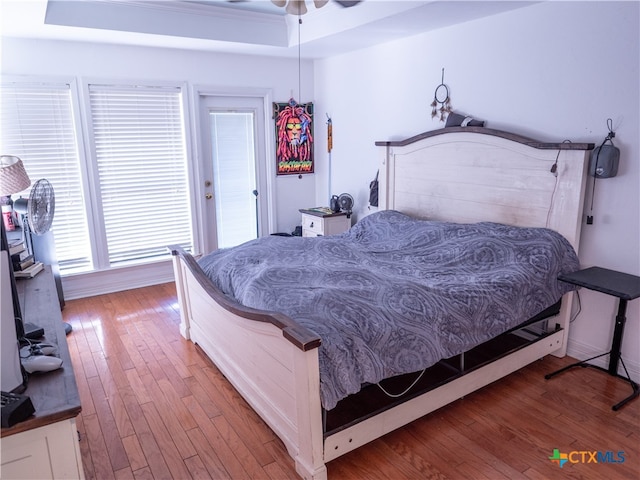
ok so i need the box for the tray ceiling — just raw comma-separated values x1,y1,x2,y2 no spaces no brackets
1,0,538,59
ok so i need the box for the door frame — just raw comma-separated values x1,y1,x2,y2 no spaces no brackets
191,86,276,255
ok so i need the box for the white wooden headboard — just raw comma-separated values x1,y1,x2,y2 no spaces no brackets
376,127,593,252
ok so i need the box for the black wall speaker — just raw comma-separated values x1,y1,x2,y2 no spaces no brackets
589,144,619,178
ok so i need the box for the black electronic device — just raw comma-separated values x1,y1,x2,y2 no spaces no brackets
589,144,619,178
1,220,25,342
589,119,620,179
1,390,35,428
330,195,340,213
23,322,44,339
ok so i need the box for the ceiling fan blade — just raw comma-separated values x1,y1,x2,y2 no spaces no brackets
286,0,308,15
314,0,329,8
334,0,362,7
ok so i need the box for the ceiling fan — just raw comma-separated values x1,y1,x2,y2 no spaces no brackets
236,1,363,16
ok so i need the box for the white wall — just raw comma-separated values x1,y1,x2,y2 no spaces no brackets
0,38,316,234
314,1,640,375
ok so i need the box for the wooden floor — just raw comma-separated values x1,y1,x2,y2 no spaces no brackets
62,283,640,480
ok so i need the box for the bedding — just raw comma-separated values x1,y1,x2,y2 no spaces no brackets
198,210,579,410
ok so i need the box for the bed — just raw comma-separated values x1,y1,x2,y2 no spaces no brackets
170,126,592,479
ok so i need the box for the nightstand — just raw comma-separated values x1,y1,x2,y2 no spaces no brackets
299,209,350,238
545,266,640,410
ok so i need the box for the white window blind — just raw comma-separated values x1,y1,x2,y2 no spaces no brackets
210,111,258,248
0,83,92,273
88,85,192,266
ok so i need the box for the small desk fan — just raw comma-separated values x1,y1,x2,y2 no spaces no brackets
14,178,56,253
337,193,354,216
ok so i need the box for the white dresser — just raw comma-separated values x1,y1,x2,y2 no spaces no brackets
1,266,84,479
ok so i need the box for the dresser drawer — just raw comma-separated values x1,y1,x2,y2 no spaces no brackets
300,211,350,238
302,214,324,236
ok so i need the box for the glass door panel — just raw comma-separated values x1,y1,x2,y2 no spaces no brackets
209,111,258,248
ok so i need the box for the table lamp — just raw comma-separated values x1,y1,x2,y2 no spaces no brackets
1,156,31,231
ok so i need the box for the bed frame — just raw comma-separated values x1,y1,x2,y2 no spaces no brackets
170,127,592,479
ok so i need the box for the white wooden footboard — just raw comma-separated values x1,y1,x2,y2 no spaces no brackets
170,247,327,480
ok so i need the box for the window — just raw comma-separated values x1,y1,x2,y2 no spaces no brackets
0,81,92,272
209,111,258,248
87,84,192,266
1,79,193,275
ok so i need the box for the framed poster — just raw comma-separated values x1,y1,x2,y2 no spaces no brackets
273,99,313,175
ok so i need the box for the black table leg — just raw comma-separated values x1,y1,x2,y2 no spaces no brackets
545,297,639,411
611,356,640,411
608,298,627,375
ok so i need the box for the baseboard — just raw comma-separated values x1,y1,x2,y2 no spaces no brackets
567,337,640,381
61,260,174,300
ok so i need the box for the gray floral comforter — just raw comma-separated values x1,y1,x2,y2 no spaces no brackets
198,210,579,410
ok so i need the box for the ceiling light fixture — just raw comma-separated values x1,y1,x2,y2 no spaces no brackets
272,0,328,16
271,0,362,15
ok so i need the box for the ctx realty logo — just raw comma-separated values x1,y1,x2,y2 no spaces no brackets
549,449,625,467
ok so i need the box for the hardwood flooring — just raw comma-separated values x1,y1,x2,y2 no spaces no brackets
63,283,639,479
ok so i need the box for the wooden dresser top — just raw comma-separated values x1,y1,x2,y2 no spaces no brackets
1,265,81,437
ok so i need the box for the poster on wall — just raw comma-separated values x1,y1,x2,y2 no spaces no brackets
273,99,314,175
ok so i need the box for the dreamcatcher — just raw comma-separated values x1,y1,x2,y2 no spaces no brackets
430,68,452,122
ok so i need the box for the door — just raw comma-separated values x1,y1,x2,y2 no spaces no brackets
199,95,269,251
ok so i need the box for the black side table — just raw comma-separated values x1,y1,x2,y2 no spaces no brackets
545,266,640,411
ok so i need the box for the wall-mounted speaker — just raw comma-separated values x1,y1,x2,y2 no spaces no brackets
589,144,619,178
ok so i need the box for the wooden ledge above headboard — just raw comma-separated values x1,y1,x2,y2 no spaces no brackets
375,126,594,151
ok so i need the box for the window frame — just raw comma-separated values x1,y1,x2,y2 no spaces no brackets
1,75,198,283
79,79,196,270
0,75,95,273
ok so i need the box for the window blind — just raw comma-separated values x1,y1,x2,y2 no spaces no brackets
210,111,258,248
0,83,92,272
88,85,192,266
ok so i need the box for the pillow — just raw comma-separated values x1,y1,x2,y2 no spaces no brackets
445,112,485,127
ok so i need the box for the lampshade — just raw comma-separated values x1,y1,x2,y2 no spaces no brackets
0,155,31,196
